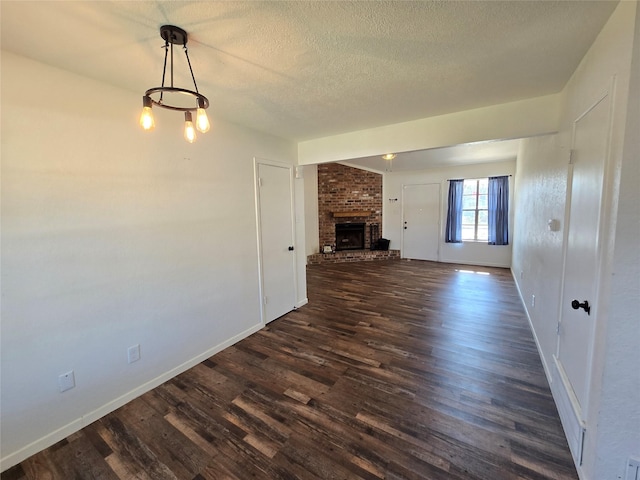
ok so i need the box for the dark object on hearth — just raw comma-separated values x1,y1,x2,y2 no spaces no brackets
369,223,380,250
371,238,390,251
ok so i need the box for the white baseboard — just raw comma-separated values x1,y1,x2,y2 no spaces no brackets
552,356,586,470
440,258,512,269
0,322,264,472
510,268,553,383
296,298,309,309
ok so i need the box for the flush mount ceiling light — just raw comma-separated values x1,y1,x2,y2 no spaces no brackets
382,153,396,172
140,25,210,143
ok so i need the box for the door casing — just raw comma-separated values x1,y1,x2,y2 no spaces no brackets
553,79,615,467
254,158,298,324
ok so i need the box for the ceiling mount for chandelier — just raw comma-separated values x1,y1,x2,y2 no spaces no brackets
139,25,210,143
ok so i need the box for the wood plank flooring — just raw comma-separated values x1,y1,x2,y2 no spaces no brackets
2,260,577,480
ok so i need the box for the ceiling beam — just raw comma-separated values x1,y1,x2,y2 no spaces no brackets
298,93,561,165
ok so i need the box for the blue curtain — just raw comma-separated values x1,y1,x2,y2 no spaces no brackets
445,179,464,243
488,176,509,245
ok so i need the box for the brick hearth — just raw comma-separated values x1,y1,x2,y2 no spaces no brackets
307,249,400,265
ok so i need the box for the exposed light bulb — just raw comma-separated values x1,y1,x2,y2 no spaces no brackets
184,112,196,143
196,108,210,133
139,96,155,131
382,153,396,161
140,107,155,130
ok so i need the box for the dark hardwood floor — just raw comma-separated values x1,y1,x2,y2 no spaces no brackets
2,260,577,480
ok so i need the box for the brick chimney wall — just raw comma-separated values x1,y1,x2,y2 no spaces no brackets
317,163,382,250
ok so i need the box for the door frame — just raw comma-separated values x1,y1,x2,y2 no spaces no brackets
552,78,616,466
253,157,298,325
401,183,441,261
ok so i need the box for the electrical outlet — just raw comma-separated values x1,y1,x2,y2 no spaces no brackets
531,294,536,308
58,370,75,392
626,457,640,480
127,344,140,364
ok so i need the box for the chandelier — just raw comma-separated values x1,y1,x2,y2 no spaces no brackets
140,25,210,143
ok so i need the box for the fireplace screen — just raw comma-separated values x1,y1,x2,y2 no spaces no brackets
335,223,365,251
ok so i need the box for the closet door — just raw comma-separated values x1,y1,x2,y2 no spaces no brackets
256,160,297,323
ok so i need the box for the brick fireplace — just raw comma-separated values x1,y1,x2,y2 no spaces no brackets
317,163,382,250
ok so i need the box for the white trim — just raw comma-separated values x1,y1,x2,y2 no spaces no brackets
0,322,263,472
552,355,587,468
338,161,385,175
253,158,267,325
511,269,553,384
437,258,511,269
551,78,616,478
555,79,615,425
296,298,309,309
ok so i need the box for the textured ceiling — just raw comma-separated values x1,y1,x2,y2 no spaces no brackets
0,1,617,145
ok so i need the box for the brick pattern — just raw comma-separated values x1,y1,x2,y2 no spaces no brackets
317,163,382,250
307,249,400,265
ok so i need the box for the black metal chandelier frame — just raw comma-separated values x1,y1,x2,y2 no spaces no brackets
144,25,210,113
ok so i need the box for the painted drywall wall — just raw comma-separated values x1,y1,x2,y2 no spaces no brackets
591,3,640,478
511,134,566,379
298,94,560,165
302,164,320,257
512,2,639,478
294,174,309,305
0,51,302,469
384,160,516,268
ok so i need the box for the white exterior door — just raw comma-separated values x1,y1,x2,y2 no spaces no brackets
256,161,297,323
554,88,612,464
401,184,440,261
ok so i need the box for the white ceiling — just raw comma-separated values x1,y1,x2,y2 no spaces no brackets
343,138,522,173
0,1,617,169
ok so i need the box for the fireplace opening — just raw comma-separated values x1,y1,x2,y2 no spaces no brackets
335,223,365,251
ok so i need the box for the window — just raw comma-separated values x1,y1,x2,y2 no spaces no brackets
461,178,488,241
445,176,509,245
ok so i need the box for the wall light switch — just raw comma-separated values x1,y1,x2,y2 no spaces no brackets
127,344,140,364
58,370,75,392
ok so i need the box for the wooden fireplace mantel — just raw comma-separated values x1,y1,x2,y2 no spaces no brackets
332,211,372,218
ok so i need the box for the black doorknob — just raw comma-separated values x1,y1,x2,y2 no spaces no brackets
571,299,590,315
288,246,294,251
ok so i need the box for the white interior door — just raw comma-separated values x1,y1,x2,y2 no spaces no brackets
554,88,612,464
256,161,297,323
402,184,440,261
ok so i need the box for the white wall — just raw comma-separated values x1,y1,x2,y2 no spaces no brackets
302,164,320,257
591,3,640,477
298,94,560,164
512,2,639,478
511,134,566,378
0,52,302,469
293,174,309,304
384,160,516,268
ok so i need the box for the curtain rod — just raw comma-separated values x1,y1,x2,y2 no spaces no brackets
446,175,512,181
